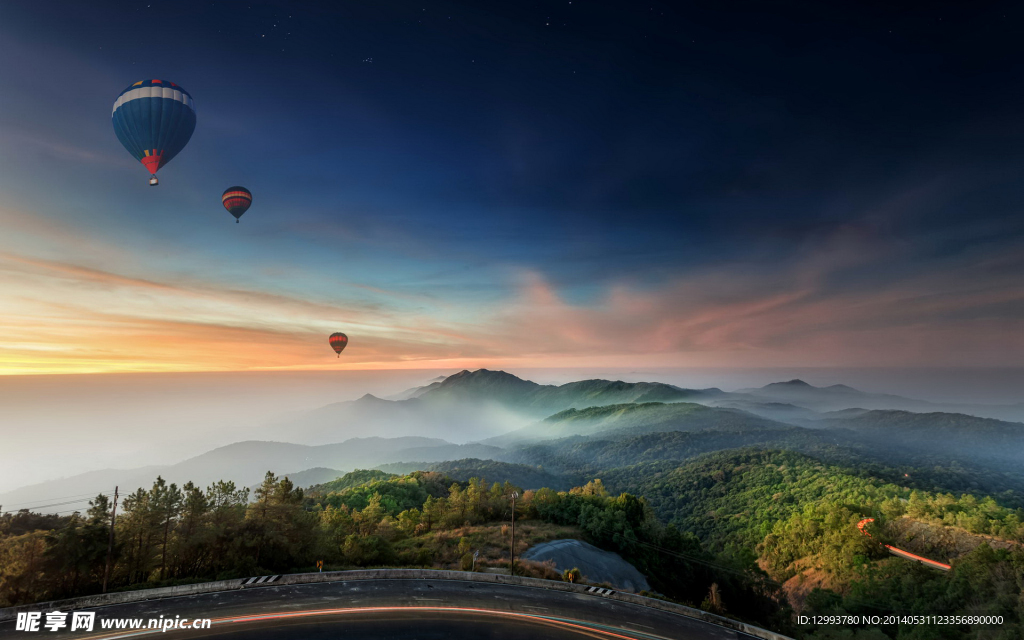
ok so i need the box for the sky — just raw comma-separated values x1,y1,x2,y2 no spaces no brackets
0,0,1022,376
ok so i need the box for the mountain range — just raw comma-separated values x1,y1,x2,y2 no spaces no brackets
282,371,1024,446
484,401,787,446
0,437,499,513
739,378,1024,422
3,369,1022,514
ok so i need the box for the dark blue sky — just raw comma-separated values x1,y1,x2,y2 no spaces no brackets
0,0,1022,372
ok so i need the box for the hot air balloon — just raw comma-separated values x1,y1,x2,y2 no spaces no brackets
112,80,196,186
329,333,348,357
222,186,252,223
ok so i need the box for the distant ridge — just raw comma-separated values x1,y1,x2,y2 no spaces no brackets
485,401,787,445
824,384,858,392
417,369,717,417
298,369,1024,449
739,379,1024,421
766,379,814,387
818,409,1024,462
0,436,497,514
14,369,1023,517
355,393,390,403
426,369,541,404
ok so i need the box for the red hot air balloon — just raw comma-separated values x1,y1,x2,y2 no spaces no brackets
329,332,348,357
222,186,252,223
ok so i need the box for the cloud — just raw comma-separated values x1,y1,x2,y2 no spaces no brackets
0,127,131,167
0,244,500,373
477,225,1024,368
2,219,1022,373
0,185,1021,374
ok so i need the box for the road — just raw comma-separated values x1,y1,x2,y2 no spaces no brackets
0,579,768,640
857,518,952,571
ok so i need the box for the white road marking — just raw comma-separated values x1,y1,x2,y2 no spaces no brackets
626,622,654,629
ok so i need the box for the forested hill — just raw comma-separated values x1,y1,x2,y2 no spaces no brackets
408,369,1024,422
372,459,573,491
598,449,1024,551
488,401,784,444
502,428,831,474
816,410,1024,463
598,448,1024,636
308,469,396,494
3,445,1023,638
0,470,790,632
500,427,1024,502
416,369,716,415
739,379,1024,422
4,369,1024,639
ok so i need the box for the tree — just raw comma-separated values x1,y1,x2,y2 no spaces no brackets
118,487,156,584
245,472,313,571
173,482,209,577
153,478,182,580
0,531,47,606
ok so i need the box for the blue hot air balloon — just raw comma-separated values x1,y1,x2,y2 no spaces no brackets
111,79,196,186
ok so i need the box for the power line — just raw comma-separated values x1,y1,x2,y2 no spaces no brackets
3,501,91,516
1,489,115,509
1,490,116,516
47,508,94,516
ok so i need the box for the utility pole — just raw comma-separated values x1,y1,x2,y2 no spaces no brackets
102,486,118,593
509,491,519,577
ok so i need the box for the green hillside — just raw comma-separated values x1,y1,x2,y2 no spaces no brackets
309,469,396,494
4,447,1023,638
6,371,1024,640
521,379,709,413
596,449,1024,637
819,410,1024,463
600,449,1024,551
494,401,783,444
505,429,1024,502
375,458,573,491
506,427,829,473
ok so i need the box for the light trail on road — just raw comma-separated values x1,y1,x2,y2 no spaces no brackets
857,517,952,571
76,605,675,640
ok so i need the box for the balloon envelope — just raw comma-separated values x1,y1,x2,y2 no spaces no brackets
222,186,252,222
112,80,196,179
329,332,348,356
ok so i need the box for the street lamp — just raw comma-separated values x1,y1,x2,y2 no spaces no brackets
510,491,519,577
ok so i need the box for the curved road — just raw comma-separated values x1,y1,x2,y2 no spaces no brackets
857,518,952,571
0,579,771,640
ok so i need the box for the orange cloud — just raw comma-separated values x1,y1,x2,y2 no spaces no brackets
474,227,1024,368
0,206,1021,374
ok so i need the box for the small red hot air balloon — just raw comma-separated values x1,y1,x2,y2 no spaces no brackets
222,186,252,223
329,332,348,357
